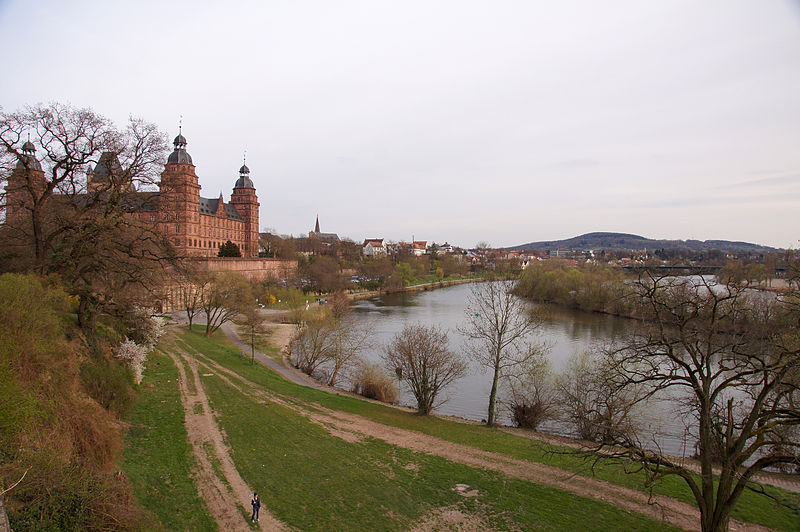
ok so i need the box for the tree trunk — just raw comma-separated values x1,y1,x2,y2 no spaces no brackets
487,355,500,426
0,490,11,532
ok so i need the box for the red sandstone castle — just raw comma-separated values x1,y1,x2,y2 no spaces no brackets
6,131,261,258
150,131,260,257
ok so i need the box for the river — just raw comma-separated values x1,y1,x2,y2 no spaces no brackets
350,282,690,456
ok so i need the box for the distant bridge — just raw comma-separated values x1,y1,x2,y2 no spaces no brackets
621,265,789,276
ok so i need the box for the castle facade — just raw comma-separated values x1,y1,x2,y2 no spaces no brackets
6,131,261,258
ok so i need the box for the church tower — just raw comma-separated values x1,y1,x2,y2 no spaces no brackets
159,131,200,255
229,158,260,257
5,140,46,224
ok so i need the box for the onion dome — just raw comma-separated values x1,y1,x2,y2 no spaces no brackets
233,155,254,189
167,129,193,165
16,140,43,171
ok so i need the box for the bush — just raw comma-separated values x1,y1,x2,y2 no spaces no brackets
503,356,555,430
0,273,153,530
119,306,165,349
80,349,137,418
115,338,149,384
351,362,398,403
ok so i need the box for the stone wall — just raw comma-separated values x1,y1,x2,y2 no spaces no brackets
193,257,297,282
159,257,297,312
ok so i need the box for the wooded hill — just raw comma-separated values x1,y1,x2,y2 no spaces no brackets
507,232,780,254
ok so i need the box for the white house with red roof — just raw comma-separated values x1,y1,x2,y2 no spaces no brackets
362,238,387,257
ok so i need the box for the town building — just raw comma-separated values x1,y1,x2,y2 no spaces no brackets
308,215,339,242
148,132,260,257
362,238,387,257
6,132,261,258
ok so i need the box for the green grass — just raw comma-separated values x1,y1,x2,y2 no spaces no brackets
202,441,231,491
177,350,197,394
174,328,800,531
121,349,217,531
234,324,283,361
202,368,680,531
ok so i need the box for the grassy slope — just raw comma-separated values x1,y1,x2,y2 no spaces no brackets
177,328,800,531
121,348,217,531
202,362,677,531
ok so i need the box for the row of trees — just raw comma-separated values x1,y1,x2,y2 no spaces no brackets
496,273,800,532
372,275,799,532
296,253,471,294
1,103,173,330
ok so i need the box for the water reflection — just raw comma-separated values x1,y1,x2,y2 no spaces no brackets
350,283,694,455
351,284,631,414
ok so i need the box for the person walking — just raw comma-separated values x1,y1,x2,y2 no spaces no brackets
251,493,260,522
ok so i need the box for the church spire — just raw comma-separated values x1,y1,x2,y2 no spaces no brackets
314,215,320,234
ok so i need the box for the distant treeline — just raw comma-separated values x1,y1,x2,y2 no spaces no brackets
514,261,634,315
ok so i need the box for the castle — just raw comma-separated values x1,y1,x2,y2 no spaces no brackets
6,131,261,258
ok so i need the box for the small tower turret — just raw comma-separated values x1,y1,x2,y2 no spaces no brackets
230,153,260,257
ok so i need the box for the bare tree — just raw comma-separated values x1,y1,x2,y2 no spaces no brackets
556,351,642,443
0,103,170,328
383,323,467,415
326,317,373,387
601,274,800,532
236,304,270,365
202,271,252,336
290,316,334,376
460,279,545,426
178,264,213,331
503,353,555,430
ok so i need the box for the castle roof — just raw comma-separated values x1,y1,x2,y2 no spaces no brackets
16,140,43,171
198,197,244,221
167,130,193,165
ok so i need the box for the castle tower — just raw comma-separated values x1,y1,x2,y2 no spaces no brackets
159,131,201,255
88,151,133,193
229,157,260,257
5,140,46,223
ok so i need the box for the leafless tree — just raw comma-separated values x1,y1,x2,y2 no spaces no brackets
383,323,468,415
326,317,373,387
460,279,545,426
0,103,170,328
503,353,555,430
600,273,800,532
201,271,253,336
556,351,643,443
236,304,271,365
178,264,213,331
291,316,335,376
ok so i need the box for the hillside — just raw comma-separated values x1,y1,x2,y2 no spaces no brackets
508,232,780,253
114,321,800,531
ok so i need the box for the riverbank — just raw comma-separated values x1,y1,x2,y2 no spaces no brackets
250,310,800,496
130,324,800,530
347,276,484,301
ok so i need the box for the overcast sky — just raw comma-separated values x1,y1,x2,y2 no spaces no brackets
2,1,799,249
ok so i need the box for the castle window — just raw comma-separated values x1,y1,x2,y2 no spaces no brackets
175,225,179,233
150,214,155,222
174,239,181,246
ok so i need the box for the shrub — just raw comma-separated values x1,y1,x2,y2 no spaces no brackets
115,338,149,384
80,350,137,417
351,361,398,403
120,306,165,349
503,356,555,430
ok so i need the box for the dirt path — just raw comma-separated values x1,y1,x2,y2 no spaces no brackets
165,334,287,531
501,427,800,495
188,349,774,532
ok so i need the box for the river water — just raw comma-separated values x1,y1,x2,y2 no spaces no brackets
350,282,690,456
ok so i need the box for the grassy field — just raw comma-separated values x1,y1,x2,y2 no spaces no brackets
175,328,800,531
121,348,217,531
201,370,679,531
235,323,284,361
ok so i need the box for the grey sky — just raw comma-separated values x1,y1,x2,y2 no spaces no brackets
2,0,799,249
